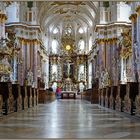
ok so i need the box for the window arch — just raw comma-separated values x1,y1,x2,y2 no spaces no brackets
88,62,92,88
53,28,59,34
89,36,92,51
52,39,58,54
78,64,84,81
78,40,85,53
78,27,84,34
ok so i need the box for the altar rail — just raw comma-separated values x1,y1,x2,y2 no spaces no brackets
61,91,76,99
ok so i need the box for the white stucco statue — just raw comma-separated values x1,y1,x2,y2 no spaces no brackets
104,69,110,86
27,69,33,86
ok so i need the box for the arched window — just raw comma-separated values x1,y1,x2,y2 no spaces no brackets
78,40,85,53
88,63,92,88
52,40,58,54
53,28,59,34
89,36,92,51
78,64,84,81
78,28,84,34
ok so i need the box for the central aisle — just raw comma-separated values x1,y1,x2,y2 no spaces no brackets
0,100,140,138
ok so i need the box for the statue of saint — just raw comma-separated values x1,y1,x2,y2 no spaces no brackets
27,69,33,86
134,42,140,64
104,69,110,86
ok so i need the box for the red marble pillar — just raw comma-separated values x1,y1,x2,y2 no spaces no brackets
33,40,38,88
0,11,7,39
18,39,26,86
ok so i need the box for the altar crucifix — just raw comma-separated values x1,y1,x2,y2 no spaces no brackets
63,61,74,79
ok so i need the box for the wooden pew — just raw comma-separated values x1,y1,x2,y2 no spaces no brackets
0,82,14,115
12,84,22,112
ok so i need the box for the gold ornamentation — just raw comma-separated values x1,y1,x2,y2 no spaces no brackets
129,13,137,23
119,28,132,58
0,12,7,23
136,5,140,16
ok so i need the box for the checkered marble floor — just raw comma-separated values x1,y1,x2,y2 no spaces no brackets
0,99,140,138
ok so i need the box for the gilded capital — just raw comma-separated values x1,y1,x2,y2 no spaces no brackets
0,13,7,23
136,5,140,16
129,13,137,23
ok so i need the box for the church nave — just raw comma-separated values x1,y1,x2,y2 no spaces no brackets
1,1,140,139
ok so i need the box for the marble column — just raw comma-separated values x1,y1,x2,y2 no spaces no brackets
129,13,138,82
135,6,140,117
0,11,7,39
106,40,111,73
18,39,23,85
98,40,106,89
22,39,26,85
136,6,140,81
26,40,31,70
33,40,38,88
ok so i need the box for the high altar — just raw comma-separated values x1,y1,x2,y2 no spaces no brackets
49,23,87,92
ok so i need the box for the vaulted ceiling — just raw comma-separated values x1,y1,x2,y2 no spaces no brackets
37,1,99,33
